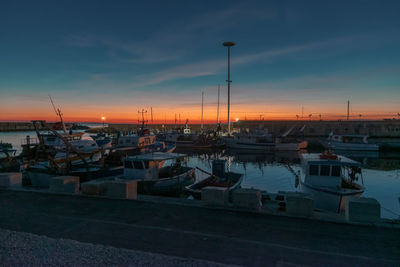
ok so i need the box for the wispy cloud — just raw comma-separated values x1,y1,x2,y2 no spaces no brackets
65,2,277,65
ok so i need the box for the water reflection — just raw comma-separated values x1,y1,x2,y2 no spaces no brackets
177,148,400,219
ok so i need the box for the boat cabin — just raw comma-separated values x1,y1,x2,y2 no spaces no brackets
123,152,187,181
42,132,84,147
301,153,362,188
118,134,156,148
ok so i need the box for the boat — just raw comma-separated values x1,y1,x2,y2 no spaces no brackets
116,112,156,149
117,131,156,149
185,160,243,199
299,152,365,213
123,152,195,195
322,134,379,151
165,120,200,148
224,132,275,151
0,143,20,172
91,132,113,149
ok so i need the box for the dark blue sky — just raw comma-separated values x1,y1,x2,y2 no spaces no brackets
1,0,399,122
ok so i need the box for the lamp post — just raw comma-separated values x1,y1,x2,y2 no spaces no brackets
223,41,235,135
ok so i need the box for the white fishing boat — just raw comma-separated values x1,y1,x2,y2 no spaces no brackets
323,134,379,151
123,152,195,195
117,130,156,148
165,120,199,147
117,114,156,149
299,152,365,213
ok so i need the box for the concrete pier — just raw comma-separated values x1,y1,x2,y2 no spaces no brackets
0,190,398,266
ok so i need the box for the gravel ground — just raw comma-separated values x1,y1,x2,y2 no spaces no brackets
0,229,236,267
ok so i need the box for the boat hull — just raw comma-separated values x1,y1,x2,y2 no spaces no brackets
138,168,195,196
225,138,275,151
300,181,364,213
323,141,379,151
185,173,244,200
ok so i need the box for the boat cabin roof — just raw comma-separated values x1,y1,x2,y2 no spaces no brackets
301,153,361,167
126,152,186,162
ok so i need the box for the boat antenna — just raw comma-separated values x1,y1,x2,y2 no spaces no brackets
48,95,67,133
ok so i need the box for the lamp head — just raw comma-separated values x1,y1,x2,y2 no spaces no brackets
223,41,236,47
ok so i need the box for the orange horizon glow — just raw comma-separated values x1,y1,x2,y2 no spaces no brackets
1,96,399,124
1,111,398,124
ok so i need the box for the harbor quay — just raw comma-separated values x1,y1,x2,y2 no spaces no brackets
3,120,400,138
0,188,399,266
96,119,400,138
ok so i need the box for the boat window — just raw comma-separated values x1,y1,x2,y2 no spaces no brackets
309,165,319,175
47,137,56,142
124,160,133,169
133,161,143,169
132,160,149,169
331,165,341,176
320,165,330,176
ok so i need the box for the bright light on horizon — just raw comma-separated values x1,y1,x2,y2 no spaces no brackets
235,118,239,122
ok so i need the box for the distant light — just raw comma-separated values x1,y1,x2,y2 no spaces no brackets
101,116,106,121
235,118,239,122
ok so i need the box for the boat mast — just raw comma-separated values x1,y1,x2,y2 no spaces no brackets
347,100,350,120
150,107,153,124
216,84,220,124
49,95,67,133
201,91,204,131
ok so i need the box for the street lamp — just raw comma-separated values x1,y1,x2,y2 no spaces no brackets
101,116,106,128
223,41,235,135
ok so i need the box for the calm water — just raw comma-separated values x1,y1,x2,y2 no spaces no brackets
1,131,400,219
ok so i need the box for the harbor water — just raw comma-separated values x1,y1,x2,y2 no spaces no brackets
1,131,400,219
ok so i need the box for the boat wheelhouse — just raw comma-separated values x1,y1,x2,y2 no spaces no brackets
123,152,195,195
300,153,365,213
117,134,156,149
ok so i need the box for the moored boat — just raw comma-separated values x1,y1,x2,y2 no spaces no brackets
322,134,379,151
299,152,365,213
123,152,195,196
185,160,243,199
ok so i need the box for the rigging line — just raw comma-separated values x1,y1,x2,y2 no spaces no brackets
381,206,400,217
